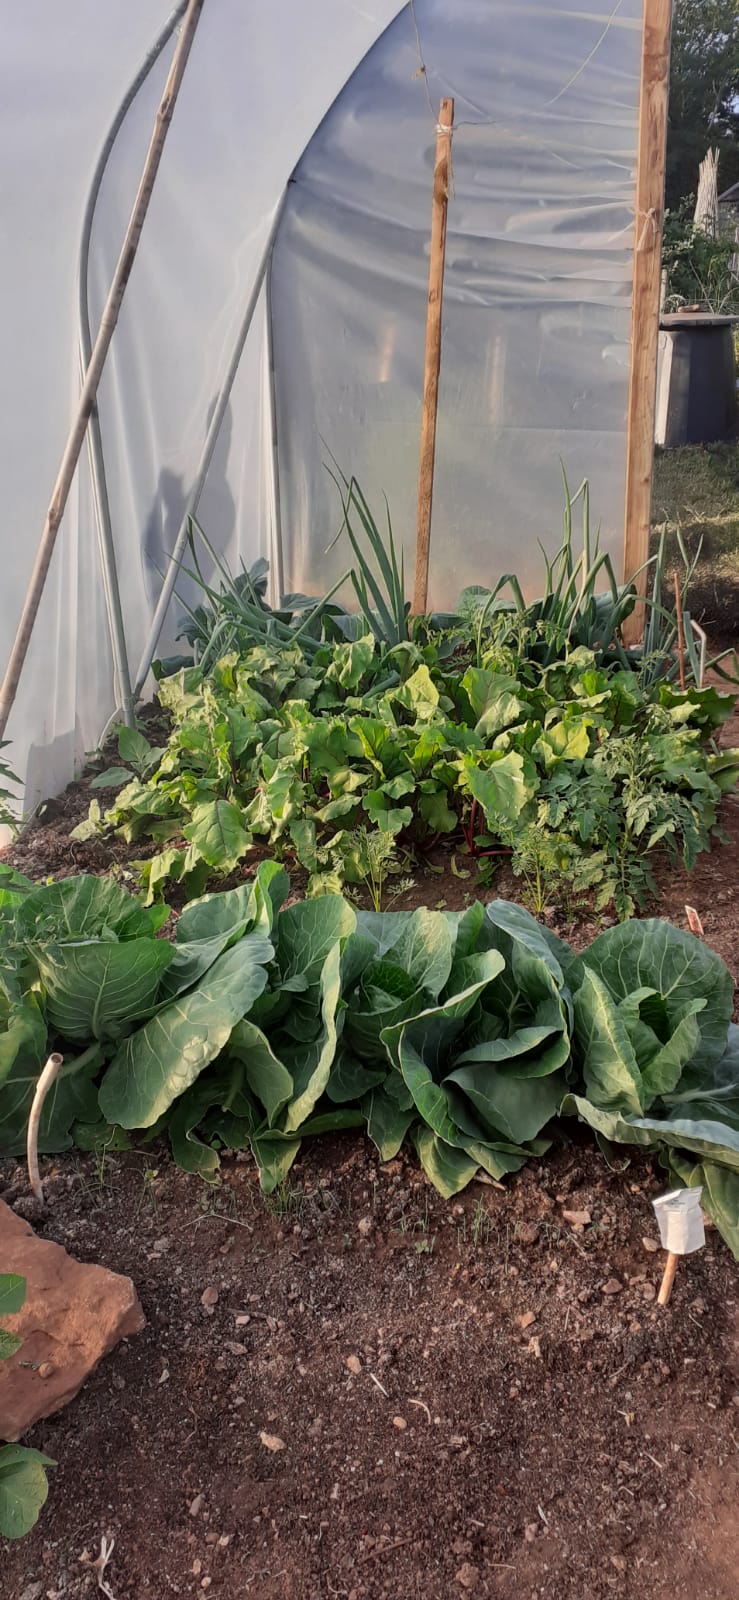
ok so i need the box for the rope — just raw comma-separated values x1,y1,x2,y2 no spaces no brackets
636,207,659,251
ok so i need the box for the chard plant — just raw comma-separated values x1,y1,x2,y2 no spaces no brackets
72,634,739,921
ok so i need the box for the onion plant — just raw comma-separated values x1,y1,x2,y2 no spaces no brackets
325,460,410,647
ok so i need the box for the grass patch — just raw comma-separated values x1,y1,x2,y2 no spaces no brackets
651,441,739,648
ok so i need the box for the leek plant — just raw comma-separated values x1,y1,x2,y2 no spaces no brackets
325,461,410,647
172,517,350,672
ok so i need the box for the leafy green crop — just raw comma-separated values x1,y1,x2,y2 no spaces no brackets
0,1274,55,1539
1,867,737,1257
0,742,20,835
77,630,739,923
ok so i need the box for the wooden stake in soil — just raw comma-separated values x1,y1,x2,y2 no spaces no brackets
652,1187,705,1308
0,0,205,742
412,97,454,617
621,0,673,646
657,1251,679,1306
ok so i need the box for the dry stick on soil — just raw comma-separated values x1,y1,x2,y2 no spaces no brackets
80,1535,117,1600
357,1536,415,1566
0,0,205,741
27,1052,64,1202
412,97,454,616
674,571,687,690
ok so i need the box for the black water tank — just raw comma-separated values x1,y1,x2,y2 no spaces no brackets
655,313,737,447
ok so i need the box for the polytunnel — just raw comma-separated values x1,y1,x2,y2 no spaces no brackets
0,0,665,813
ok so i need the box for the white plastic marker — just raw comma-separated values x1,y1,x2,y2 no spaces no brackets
652,1187,705,1305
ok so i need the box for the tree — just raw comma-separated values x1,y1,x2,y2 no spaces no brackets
666,0,739,207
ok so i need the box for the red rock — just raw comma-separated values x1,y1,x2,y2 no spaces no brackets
0,1199,145,1441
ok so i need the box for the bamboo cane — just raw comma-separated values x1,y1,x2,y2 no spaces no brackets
412,98,454,617
657,1251,679,1306
0,0,205,741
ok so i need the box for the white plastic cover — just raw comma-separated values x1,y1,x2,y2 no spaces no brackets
273,0,644,606
0,0,405,812
0,0,644,814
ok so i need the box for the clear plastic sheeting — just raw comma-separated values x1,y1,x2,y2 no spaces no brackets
0,0,644,814
273,0,644,606
0,0,405,811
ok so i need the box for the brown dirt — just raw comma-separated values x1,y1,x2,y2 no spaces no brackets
2,1139,738,1600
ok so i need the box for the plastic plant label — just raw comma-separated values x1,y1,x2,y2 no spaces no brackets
652,1188,705,1255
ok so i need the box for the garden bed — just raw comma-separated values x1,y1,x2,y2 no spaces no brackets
4,689,738,980
2,1136,739,1600
2,528,739,1597
1,724,738,1598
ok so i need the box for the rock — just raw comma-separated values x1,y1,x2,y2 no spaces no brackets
189,1495,204,1517
346,1355,362,1375
455,1563,479,1590
259,1431,286,1452
517,1222,540,1246
18,1584,43,1600
516,1310,537,1330
357,1216,372,1237
562,1209,591,1229
392,1416,407,1430
610,1554,627,1572
200,1286,219,1311
642,1236,659,1254
0,1198,145,1442
600,1278,623,1295
524,1522,538,1543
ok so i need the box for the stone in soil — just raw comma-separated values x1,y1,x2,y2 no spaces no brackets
0,1198,145,1440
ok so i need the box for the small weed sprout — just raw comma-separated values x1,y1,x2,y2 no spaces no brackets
354,825,414,912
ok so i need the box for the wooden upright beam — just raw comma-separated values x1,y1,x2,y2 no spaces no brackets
622,0,673,642
413,98,454,617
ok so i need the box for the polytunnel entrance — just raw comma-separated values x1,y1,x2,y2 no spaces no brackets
270,0,645,611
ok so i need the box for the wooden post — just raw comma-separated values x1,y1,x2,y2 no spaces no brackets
657,1251,679,1306
622,0,673,646
413,98,454,617
0,0,205,741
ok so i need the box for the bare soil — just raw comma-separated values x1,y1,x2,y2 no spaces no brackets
2,1138,739,1600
